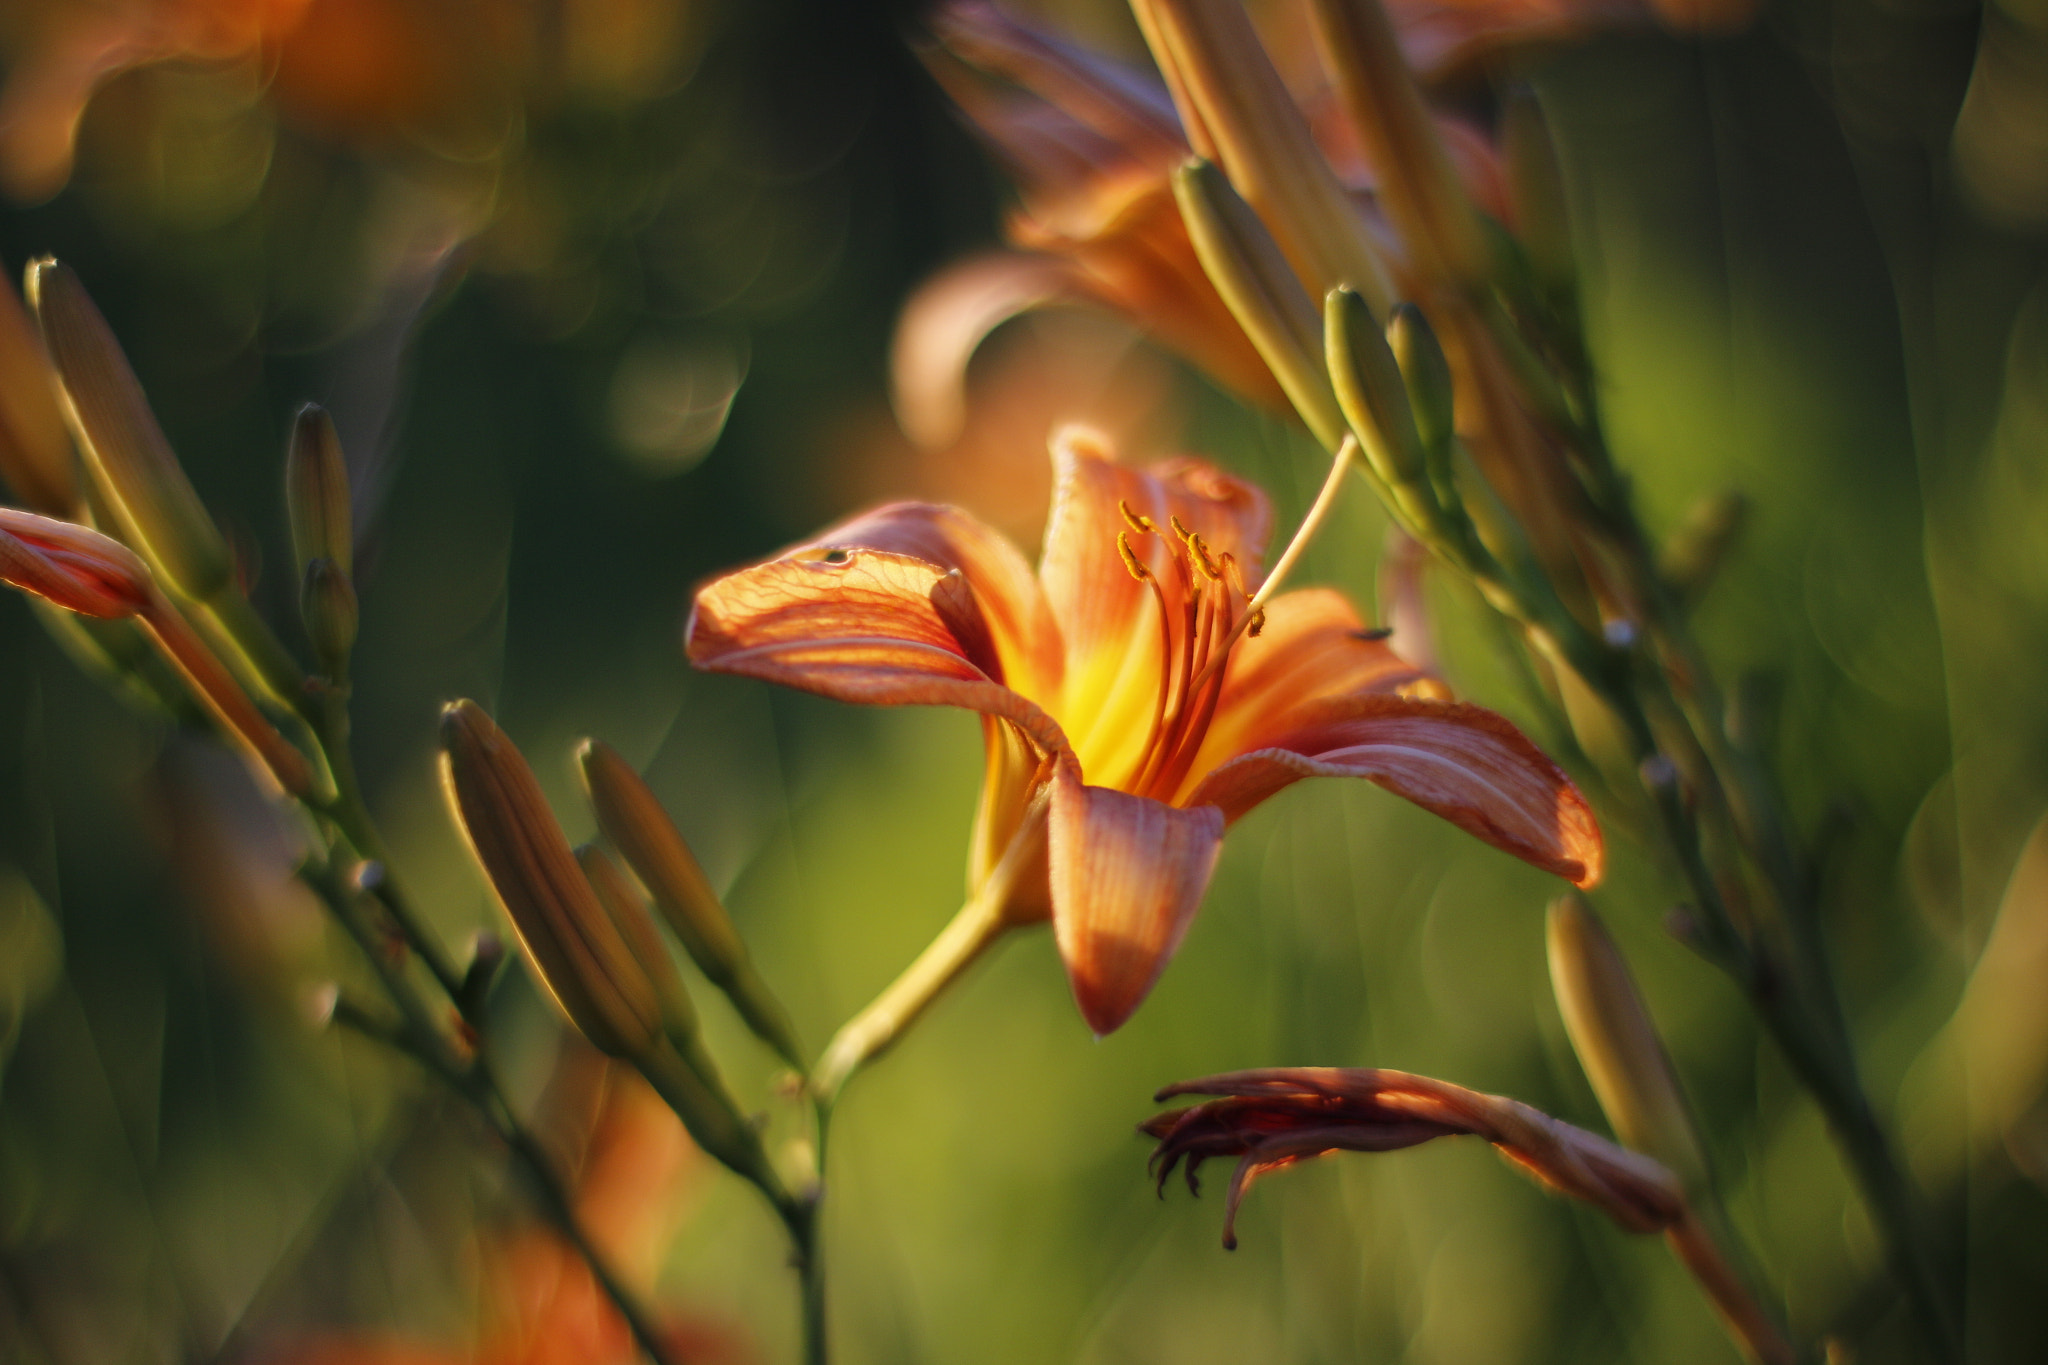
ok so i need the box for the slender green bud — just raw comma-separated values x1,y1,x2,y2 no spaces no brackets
637,1037,788,1200
1326,286,1429,491
1657,491,1748,612
576,842,699,1040
300,557,358,677
1546,893,1709,1191
25,259,232,600
1386,303,1456,456
440,701,663,1060
457,930,506,1022
578,738,807,1070
1502,88,1576,290
1173,158,1347,450
285,404,352,577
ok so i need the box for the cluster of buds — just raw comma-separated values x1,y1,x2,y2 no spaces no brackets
908,0,1766,675
440,700,807,1206
0,260,334,798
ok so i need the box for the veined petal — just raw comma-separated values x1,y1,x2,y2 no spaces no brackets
1179,587,1425,794
1049,762,1224,1035
687,545,1070,760
1040,430,1273,781
793,500,1063,699
1184,694,1603,886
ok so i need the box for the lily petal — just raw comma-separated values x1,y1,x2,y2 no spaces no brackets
1180,587,1426,793
686,545,1070,759
1041,429,1272,661
1184,694,1603,886
1049,763,1224,1035
794,500,1064,699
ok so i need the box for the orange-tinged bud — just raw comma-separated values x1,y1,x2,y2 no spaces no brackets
1546,893,1710,1191
441,702,663,1060
0,507,151,618
285,404,352,576
1309,0,1492,285
576,842,698,1040
578,739,807,1070
26,259,232,600
0,264,76,515
1132,0,1394,310
1144,1067,1684,1249
1174,159,1347,451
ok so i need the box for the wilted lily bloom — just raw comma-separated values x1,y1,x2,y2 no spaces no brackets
688,430,1600,1039
1144,1066,1684,1249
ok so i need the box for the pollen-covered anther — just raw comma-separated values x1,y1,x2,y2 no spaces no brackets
1117,531,1152,582
1119,499,1156,536
1188,533,1220,580
1246,607,1266,638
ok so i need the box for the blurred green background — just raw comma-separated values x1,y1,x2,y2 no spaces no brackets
3,0,2047,1361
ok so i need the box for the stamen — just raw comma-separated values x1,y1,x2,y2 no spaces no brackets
1246,608,1266,638
1117,531,1152,582
1169,514,1195,546
1120,499,1156,536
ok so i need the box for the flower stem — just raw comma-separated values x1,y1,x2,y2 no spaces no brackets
812,801,1047,1104
297,855,680,1365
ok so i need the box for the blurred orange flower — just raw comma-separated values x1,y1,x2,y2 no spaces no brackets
688,429,1600,1035
0,0,696,201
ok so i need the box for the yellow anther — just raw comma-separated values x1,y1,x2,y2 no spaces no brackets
1117,531,1152,582
1119,499,1156,536
1169,514,1195,545
1189,533,1220,580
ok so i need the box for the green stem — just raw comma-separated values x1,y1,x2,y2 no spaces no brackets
298,856,681,1365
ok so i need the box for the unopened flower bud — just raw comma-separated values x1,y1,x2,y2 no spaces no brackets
1133,0,1394,309
0,264,77,515
1547,893,1709,1191
576,842,699,1040
1502,88,1576,291
300,557,358,676
457,930,506,1020
1326,286,1431,501
1386,303,1456,459
1173,159,1347,451
1657,491,1748,612
1308,0,1490,285
0,507,151,618
26,259,231,601
578,739,806,1070
285,404,352,576
440,701,663,1060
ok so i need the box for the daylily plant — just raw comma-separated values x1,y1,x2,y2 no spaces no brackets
688,430,1600,1039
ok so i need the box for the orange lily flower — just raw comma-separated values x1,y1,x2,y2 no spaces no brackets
687,431,1600,1036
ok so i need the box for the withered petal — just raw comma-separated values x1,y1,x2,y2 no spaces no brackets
1184,694,1604,886
1048,762,1224,1036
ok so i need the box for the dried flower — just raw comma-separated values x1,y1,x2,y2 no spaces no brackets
1143,1066,1683,1248
689,430,1601,1036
